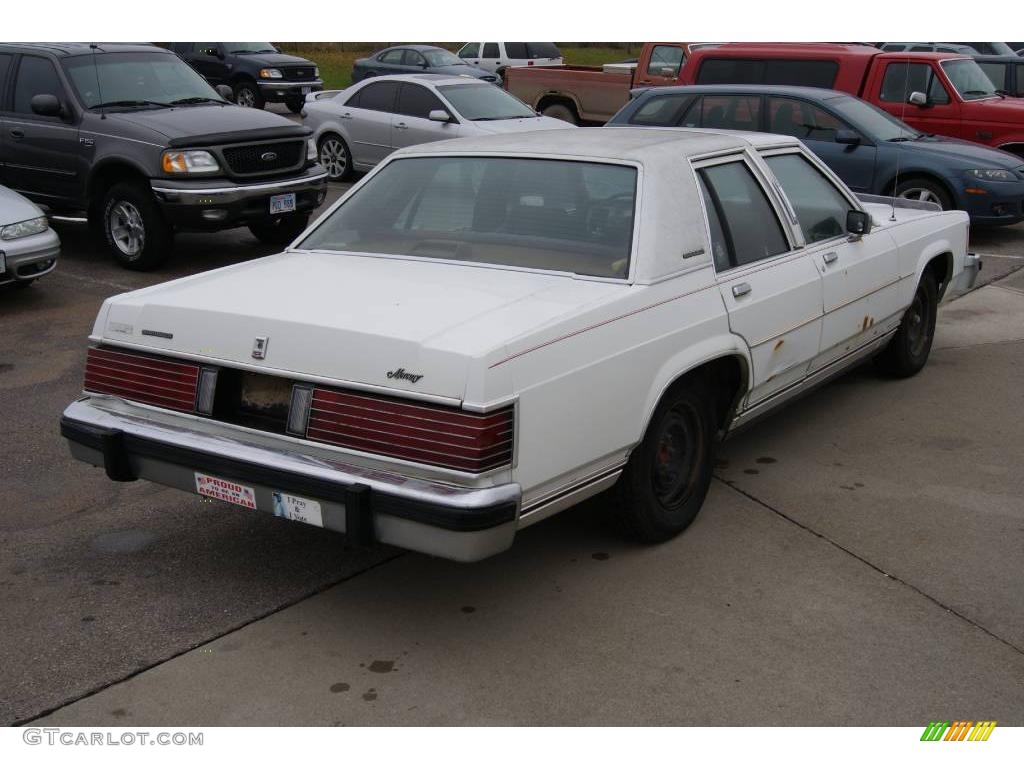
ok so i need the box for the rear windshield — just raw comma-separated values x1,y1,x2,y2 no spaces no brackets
299,156,637,279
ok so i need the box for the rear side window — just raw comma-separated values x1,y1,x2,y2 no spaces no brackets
880,62,949,104
0,54,11,97
978,62,1006,91
396,83,444,119
527,43,561,59
504,43,528,59
697,176,731,271
697,58,761,84
354,81,399,112
697,161,789,268
681,95,761,130
13,56,66,116
647,45,685,77
482,43,500,58
1017,64,1024,96
766,153,850,244
763,60,837,88
627,93,693,126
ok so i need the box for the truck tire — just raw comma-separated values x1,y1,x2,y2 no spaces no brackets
248,213,311,246
613,378,716,542
318,133,353,181
100,181,173,271
541,102,579,125
874,271,938,378
285,96,305,114
234,80,265,110
894,176,951,210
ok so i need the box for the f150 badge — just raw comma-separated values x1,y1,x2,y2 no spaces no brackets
252,336,269,359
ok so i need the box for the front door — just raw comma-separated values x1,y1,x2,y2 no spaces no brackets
190,44,231,86
875,61,963,140
391,83,459,150
696,156,823,406
634,44,686,88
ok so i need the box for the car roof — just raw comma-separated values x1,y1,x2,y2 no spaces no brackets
0,42,162,57
635,83,850,101
393,126,797,164
381,44,447,52
353,73,485,87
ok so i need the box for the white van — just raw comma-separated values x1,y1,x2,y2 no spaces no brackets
457,42,563,75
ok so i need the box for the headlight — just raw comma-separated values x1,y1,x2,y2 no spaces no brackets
306,138,317,161
161,150,220,175
1,216,48,240
965,169,1017,182
260,68,283,79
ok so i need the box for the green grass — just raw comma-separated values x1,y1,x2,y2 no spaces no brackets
278,44,638,90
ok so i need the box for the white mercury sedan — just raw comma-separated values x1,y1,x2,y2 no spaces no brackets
302,73,571,180
61,129,979,561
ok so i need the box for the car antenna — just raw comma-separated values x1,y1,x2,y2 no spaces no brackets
90,43,106,119
890,56,912,221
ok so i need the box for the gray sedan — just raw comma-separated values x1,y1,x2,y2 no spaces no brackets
303,74,572,180
0,186,59,288
352,45,499,84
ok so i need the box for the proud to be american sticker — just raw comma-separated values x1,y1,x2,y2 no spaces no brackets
194,473,257,509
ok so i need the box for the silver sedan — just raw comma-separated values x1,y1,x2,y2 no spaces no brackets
302,73,572,180
0,186,59,289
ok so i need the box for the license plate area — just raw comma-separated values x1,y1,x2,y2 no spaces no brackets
210,369,296,434
270,192,296,214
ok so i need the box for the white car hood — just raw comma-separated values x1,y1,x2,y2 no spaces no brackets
0,185,44,226
97,251,625,400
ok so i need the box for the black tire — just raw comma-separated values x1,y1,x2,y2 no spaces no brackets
234,80,265,110
875,272,938,378
99,181,173,270
318,133,353,181
541,102,579,125
248,213,311,246
285,96,305,114
893,176,952,210
613,378,716,543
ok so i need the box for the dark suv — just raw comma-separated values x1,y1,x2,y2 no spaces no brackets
170,43,323,113
0,43,328,269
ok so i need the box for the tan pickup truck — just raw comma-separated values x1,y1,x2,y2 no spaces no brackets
504,42,707,125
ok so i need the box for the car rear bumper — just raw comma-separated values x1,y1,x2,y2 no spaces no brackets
60,398,521,562
150,168,329,230
257,80,324,101
0,227,59,285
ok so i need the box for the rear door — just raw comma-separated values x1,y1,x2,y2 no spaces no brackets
479,43,501,73
761,149,902,371
634,44,687,88
343,80,399,166
391,83,459,149
695,154,823,406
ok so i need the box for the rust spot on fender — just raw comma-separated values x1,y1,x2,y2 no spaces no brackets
773,339,785,352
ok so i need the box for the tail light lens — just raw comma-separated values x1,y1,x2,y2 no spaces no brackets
306,388,514,473
84,346,200,413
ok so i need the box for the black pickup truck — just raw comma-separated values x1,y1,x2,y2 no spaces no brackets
170,43,323,113
0,43,328,269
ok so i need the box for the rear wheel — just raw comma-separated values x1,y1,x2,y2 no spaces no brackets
613,378,716,542
100,181,173,270
894,176,952,210
234,80,264,109
285,96,305,114
248,213,311,246
875,272,938,378
541,102,579,125
318,133,353,181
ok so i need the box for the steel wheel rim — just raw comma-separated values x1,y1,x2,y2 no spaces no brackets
651,404,703,509
237,88,256,107
898,187,943,207
320,139,347,179
108,201,145,258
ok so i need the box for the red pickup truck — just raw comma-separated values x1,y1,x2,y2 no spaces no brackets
504,42,701,124
678,43,1024,157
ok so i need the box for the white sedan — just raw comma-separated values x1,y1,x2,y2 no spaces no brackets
302,73,571,180
0,185,59,288
61,129,979,561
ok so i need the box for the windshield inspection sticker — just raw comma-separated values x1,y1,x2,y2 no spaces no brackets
272,492,324,528
195,473,257,509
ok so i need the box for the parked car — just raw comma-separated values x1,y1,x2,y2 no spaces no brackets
610,84,1024,226
0,185,59,288
303,74,570,180
60,128,979,562
504,42,699,125
0,43,328,270
352,46,499,85
679,43,1024,157
973,55,1024,97
456,42,563,76
169,42,323,113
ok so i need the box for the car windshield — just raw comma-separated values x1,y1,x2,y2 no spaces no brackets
941,59,998,100
227,43,277,54
423,49,463,67
438,83,535,120
62,51,221,109
828,95,921,141
299,156,638,279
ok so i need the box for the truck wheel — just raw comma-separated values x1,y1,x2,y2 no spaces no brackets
541,102,578,125
614,378,716,542
894,177,951,210
285,96,305,114
318,134,353,181
100,182,173,271
248,213,311,246
234,81,264,109
875,272,938,378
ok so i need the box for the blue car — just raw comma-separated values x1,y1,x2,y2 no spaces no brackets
353,45,500,85
608,84,1024,226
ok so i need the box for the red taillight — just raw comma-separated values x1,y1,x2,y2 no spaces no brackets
84,346,200,413
306,388,514,473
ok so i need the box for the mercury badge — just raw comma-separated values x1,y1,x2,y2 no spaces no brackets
252,336,269,359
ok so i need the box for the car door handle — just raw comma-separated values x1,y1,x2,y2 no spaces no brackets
823,252,839,265
395,122,408,130
9,128,24,139
340,112,353,119
732,282,752,298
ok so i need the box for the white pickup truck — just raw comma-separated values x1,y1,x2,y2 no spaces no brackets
61,128,980,561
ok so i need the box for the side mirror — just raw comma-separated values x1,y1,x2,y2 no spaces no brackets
907,91,928,107
846,209,872,239
215,84,235,102
660,67,677,78
428,109,452,123
30,94,63,118
835,129,861,146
